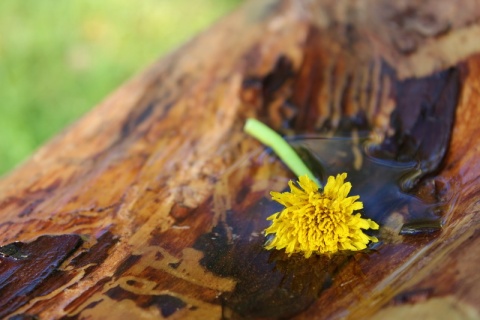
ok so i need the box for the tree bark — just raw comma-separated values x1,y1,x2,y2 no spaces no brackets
1,0,480,319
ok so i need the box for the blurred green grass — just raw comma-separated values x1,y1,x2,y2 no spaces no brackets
0,0,241,175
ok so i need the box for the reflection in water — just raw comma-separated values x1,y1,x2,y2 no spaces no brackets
292,135,449,227
193,134,453,319
194,220,354,318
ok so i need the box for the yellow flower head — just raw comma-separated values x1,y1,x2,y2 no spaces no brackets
265,173,379,258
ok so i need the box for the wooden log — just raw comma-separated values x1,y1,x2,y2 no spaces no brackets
1,0,479,318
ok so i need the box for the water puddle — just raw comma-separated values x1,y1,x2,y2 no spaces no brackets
292,134,450,230
192,133,457,319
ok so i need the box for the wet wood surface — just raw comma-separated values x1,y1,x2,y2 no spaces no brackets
0,0,480,319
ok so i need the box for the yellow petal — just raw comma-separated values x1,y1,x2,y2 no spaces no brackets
266,173,379,257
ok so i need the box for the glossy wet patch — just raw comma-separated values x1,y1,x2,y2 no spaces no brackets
0,235,83,318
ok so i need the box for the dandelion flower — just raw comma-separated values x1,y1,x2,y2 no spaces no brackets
265,173,379,258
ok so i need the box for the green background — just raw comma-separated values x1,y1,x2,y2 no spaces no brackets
0,0,241,175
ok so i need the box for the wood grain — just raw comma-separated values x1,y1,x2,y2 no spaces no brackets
0,0,479,319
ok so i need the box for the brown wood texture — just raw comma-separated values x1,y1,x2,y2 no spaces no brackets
1,0,480,319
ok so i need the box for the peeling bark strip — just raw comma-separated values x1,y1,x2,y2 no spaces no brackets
0,0,480,319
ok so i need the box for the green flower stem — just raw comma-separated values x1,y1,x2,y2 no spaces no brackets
244,118,322,188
